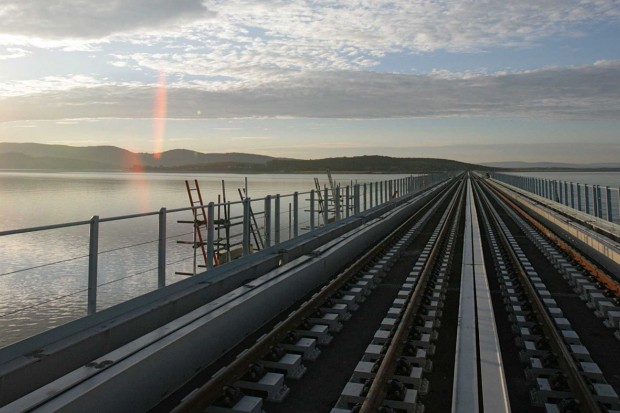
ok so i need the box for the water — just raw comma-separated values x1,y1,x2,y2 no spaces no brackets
508,171,619,188
0,171,411,347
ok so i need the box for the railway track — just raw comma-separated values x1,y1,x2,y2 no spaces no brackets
165,175,619,413
3,173,619,413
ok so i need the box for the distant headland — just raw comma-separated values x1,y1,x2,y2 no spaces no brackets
0,142,618,173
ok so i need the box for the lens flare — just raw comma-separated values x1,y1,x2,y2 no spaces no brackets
153,71,167,160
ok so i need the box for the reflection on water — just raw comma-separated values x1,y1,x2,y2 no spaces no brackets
0,171,411,348
509,171,618,187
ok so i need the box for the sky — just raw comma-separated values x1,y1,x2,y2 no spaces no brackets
0,0,619,164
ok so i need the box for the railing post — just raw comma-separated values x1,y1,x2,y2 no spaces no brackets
264,195,272,247
355,184,360,215
370,182,373,208
363,183,367,211
275,194,281,244
617,187,620,223
88,215,99,315
570,183,575,209
585,185,590,214
323,187,329,226
597,186,603,219
293,191,299,238
564,181,569,206
207,203,215,270
577,184,582,211
158,208,166,288
375,182,378,206
593,186,599,217
335,186,341,221
243,198,250,256
345,186,350,218
310,191,315,231
606,186,613,222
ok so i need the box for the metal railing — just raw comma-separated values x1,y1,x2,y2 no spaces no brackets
0,173,453,325
493,173,620,224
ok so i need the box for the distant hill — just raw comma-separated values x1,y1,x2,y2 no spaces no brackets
0,142,488,173
138,149,275,167
265,156,483,173
482,161,620,169
0,143,277,170
0,152,113,170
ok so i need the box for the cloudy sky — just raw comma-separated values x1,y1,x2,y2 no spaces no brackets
0,0,619,163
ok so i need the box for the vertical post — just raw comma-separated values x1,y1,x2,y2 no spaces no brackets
593,186,599,217
335,186,341,221
288,203,292,240
264,195,272,247
293,192,299,237
323,187,329,226
158,208,166,288
207,203,215,270
570,183,575,209
548,180,552,200
585,185,590,214
275,194,281,244
310,190,315,231
596,185,603,218
345,186,350,218
577,184,582,211
369,182,373,208
363,183,367,211
564,182,569,206
606,186,613,222
243,198,250,256
88,215,99,315
375,182,378,206
354,184,360,215
380,181,384,204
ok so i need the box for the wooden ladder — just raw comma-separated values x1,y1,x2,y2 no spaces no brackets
185,179,219,269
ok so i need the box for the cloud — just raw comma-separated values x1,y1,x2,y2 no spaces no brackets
1,62,619,122
0,0,212,39
230,136,273,141
0,47,30,60
1,1,618,54
82,0,620,94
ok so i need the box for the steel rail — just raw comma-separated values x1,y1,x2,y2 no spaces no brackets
359,177,466,413
474,178,603,413
170,177,462,413
487,179,620,298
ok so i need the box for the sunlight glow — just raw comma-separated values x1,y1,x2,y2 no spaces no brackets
152,71,167,159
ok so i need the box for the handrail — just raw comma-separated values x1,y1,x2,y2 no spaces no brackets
0,173,452,329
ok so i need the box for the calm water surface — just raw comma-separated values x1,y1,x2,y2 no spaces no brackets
509,171,619,187
0,171,410,347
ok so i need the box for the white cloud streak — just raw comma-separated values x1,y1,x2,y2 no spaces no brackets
0,0,212,39
1,62,619,121
0,47,30,60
